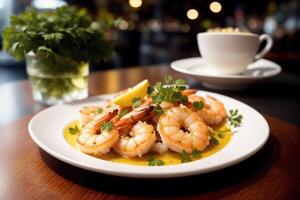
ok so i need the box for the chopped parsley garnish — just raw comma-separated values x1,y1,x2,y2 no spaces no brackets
148,76,188,115
132,97,142,108
118,109,129,118
193,101,204,110
192,149,202,158
164,75,173,84
100,122,113,132
210,136,219,145
218,131,226,138
180,150,192,163
147,86,155,95
228,109,243,127
217,128,230,138
148,157,165,166
154,105,164,115
69,125,80,135
175,79,186,85
96,108,103,114
180,149,202,163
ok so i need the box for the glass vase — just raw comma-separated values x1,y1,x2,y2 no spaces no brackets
26,53,89,105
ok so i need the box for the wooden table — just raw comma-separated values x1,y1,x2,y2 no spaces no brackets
0,65,299,199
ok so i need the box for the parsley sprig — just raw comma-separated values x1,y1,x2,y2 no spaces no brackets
148,157,165,166
216,128,231,138
69,125,80,135
180,150,202,163
100,122,113,132
191,149,202,158
217,131,226,138
193,101,204,110
180,150,192,163
118,109,129,118
132,97,142,108
96,108,103,114
147,75,188,115
228,109,243,127
210,136,219,145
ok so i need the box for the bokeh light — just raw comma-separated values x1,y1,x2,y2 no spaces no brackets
210,1,222,13
128,0,142,8
118,20,128,30
186,9,199,20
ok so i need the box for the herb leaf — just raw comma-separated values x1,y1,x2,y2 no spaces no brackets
69,125,80,135
96,108,103,114
147,86,154,95
210,136,219,145
132,97,142,108
100,122,113,132
164,75,173,84
175,79,186,85
148,76,188,115
193,101,204,111
192,149,201,158
180,150,192,163
148,157,165,166
228,109,243,127
119,109,129,118
217,128,230,138
218,132,226,138
154,105,164,115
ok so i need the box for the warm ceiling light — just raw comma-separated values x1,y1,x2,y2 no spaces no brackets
210,1,222,13
186,9,199,20
129,0,142,8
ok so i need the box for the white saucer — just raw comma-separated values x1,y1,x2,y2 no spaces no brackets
171,57,281,90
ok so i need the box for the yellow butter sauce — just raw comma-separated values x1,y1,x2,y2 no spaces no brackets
64,120,232,166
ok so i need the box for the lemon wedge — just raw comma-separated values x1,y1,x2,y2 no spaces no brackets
113,79,150,107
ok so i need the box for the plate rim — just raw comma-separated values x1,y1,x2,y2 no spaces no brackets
28,91,270,178
170,57,281,80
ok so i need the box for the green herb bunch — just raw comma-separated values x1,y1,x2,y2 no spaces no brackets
2,6,115,63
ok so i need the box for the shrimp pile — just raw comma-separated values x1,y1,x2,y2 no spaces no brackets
76,87,227,159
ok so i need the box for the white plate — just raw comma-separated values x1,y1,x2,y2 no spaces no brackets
171,57,281,90
28,91,269,178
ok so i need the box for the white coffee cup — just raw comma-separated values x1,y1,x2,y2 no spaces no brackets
197,32,273,74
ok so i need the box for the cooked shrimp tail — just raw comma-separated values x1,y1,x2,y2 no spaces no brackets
181,89,197,96
77,109,119,155
114,104,153,133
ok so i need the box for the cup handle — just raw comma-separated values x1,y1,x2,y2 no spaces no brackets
254,34,273,60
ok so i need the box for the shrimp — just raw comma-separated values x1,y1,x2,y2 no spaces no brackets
151,142,168,154
157,105,209,154
77,109,119,155
113,121,156,158
79,106,101,127
114,103,154,133
113,103,156,158
79,102,120,127
181,89,197,96
188,95,227,126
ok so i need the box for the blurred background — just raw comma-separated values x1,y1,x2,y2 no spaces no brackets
0,0,299,84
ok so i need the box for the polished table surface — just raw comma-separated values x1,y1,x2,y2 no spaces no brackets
0,65,299,199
